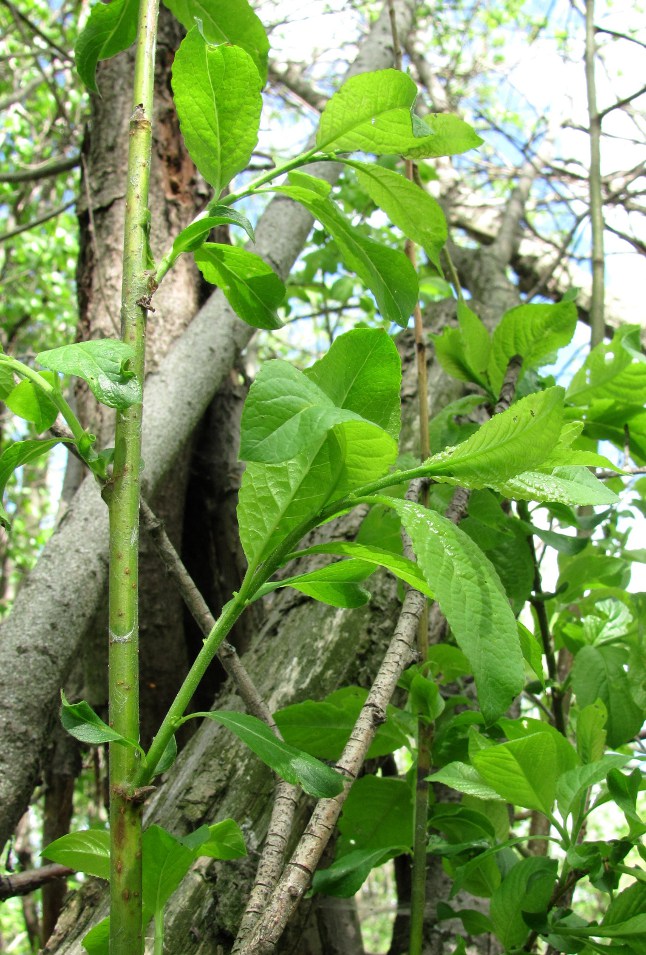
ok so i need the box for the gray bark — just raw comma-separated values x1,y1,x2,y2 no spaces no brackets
0,0,416,858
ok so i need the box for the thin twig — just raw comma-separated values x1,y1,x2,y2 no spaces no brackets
0,152,80,184
0,199,75,244
0,864,73,901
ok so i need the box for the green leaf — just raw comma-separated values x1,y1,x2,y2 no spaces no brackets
577,700,608,764
458,301,490,380
172,29,262,196
239,361,372,463
194,243,284,330
155,734,178,776
568,325,646,407
60,692,139,749
427,762,505,801
303,328,401,442
338,775,414,856
343,160,447,269
572,646,645,747
274,172,418,327
37,340,141,411
312,846,403,897
82,917,110,955
75,0,139,94
256,558,376,608
472,733,576,813
275,687,409,761
169,207,255,264
193,711,345,798
423,387,565,486
556,755,630,821
290,541,434,599
316,70,481,158
142,825,194,924
4,372,59,432
487,300,578,396
606,768,646,836
374,497,524,723
162,0,269,82
0,361,16,399
490,857,558,949
42,829,110,881
0,438,61,529
180,819,247,860
490,466,619,506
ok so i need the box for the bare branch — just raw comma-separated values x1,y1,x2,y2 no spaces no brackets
0,199,75,244
0,864,74,901
0,152,80,184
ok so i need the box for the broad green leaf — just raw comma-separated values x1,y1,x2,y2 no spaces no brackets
193,711,345,798
155,735,178,776
516,518,588,556
82,917,110,955
427,762,505,801
606,768,646,835
169,208,255,265
568,325,646,407
436,902,493,937
374,498,524,723
75,0,138,94
556,755,630,821
428,394,484,452
472,733,573,813
423,387,565,486
490,857,557,949
458,301,490,380
557,553,630,604
290,541,434,599
142,825,194,924
303,328,401,442
5,372,59,432
275,687,409,761
0,438,61,529
180,819,246,860
430,804,496,845
577,700,608,764
37,340,140,411
433,326,480,385
312,846,403,897
60,692,139,750
343,160,447,269
162,0,269,82
194,244,284,330
274,172,418,327
239,361,374,463
491,466,619,506
338,775,414,857
42,829,110,881
256,558,375,609
0,362,15,398
316,70,481,158
487,300,577,396
603,883,646,935
407,670,445,722
172,29,262,196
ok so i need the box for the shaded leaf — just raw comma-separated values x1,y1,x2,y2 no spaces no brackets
0,438,61,529
37,340,141,410
195,243,284,330
75,0,138,94
256,558,376,608
5,372,59,432
60,692,139,750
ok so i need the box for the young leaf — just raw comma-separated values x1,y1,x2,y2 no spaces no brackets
289,541,434,599
342,160,447,269
556,755,630,821
4,371,59,432
75,0,139,94
194,244,284,330
427,762,505,801
60,692,139,750
42,829,110,881
458,301,490,381
423,387,565,486
490,857,557,950
0,438,62,529
190,711,345,798
82,917,110,955
155,734,178,776
239,360,369,463
303,327,401,442
275,687,409,761
172,29,262,196
472,733,571,813
169,207,255,263
316,69,481,158
490,466,619,506
0,362,15,398
180,819,247,860
312,846,404,897
142,825,195,925
571,645,644,747
274,173,418,327
36,340,141,411
162,0,269,82
568,325,646,407
373,497,524,723
255,558,376,609
487,300,577,395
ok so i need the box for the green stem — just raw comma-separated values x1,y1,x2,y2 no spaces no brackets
154,909,164,955
106,1,159,952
